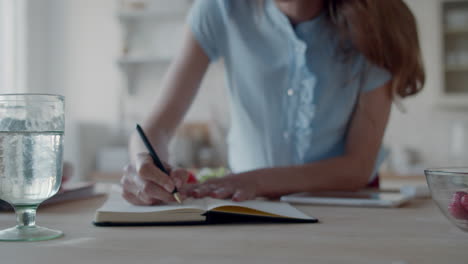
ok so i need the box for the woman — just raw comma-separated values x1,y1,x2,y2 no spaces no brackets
121,0,425,204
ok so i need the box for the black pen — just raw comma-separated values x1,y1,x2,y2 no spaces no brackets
136,124,182,204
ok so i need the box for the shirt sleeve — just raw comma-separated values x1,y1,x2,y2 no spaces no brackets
360,58,392,93
187,0,226,61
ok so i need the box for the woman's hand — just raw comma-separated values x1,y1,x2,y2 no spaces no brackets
188,173,259,202
120,153,190,205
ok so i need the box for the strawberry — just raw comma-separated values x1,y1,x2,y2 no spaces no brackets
461,194,468,212
451,191,467,204
448,191,468,220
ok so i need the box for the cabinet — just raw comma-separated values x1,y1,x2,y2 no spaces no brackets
441,0,468,106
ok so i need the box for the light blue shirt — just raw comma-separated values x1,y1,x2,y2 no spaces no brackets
188,0,391,179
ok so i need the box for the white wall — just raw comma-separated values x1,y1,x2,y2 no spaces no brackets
1,0,27,93
25,0,123,178
25,0,467,178
0,0,8,91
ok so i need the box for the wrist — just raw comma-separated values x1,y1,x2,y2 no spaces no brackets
130,131,169,161
247,167,293,198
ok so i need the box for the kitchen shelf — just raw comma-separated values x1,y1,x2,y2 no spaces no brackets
444,28,468,35
445,65,468,72
117,9,186,21
440,1,468,107
437,94,468,110
117,55,172,66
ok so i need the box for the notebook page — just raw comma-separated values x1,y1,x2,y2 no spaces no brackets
97,186,206,214
205,198,314,220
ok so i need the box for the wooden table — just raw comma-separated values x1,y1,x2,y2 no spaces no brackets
0,188,467,264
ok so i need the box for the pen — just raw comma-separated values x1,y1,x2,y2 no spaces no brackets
136,124,182,204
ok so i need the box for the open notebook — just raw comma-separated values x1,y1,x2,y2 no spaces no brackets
94,186,317,226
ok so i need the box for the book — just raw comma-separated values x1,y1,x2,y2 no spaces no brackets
0,182,101,211
93,186,317,226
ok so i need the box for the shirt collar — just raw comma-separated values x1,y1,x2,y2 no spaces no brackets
266,0,327,38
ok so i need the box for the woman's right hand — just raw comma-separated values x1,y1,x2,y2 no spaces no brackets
120,153,189,205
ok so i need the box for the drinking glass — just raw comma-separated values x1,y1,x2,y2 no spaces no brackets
0,94,65,241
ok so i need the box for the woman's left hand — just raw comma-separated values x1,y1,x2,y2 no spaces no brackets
187,173,259,202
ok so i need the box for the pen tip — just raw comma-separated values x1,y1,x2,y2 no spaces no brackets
174,193,182,204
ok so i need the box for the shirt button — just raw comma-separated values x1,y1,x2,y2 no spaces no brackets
287,89,294,96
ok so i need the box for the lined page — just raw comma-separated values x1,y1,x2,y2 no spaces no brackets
97,186,206,214
205,198,314,220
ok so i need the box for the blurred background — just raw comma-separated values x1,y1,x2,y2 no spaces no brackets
0,0,467,182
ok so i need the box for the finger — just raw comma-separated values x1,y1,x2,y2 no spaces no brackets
136,188,158,204
121,166,164,205
182,183,200,197
132,173,174,203
123,187,155,205
232,189,254,202
140,181,175,203
121,166,139,195
135,153,175,192
121,167,165,204
191,187,202,198
178,184,194,198
211,186,235,200
122,191,150,205
192,184,214,198
121,164,136,182
171,169,189,189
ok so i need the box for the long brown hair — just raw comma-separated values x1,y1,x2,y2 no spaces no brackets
325,0,425,98
258,0,425,98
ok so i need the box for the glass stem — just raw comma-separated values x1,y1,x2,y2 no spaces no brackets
14,205,38,228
